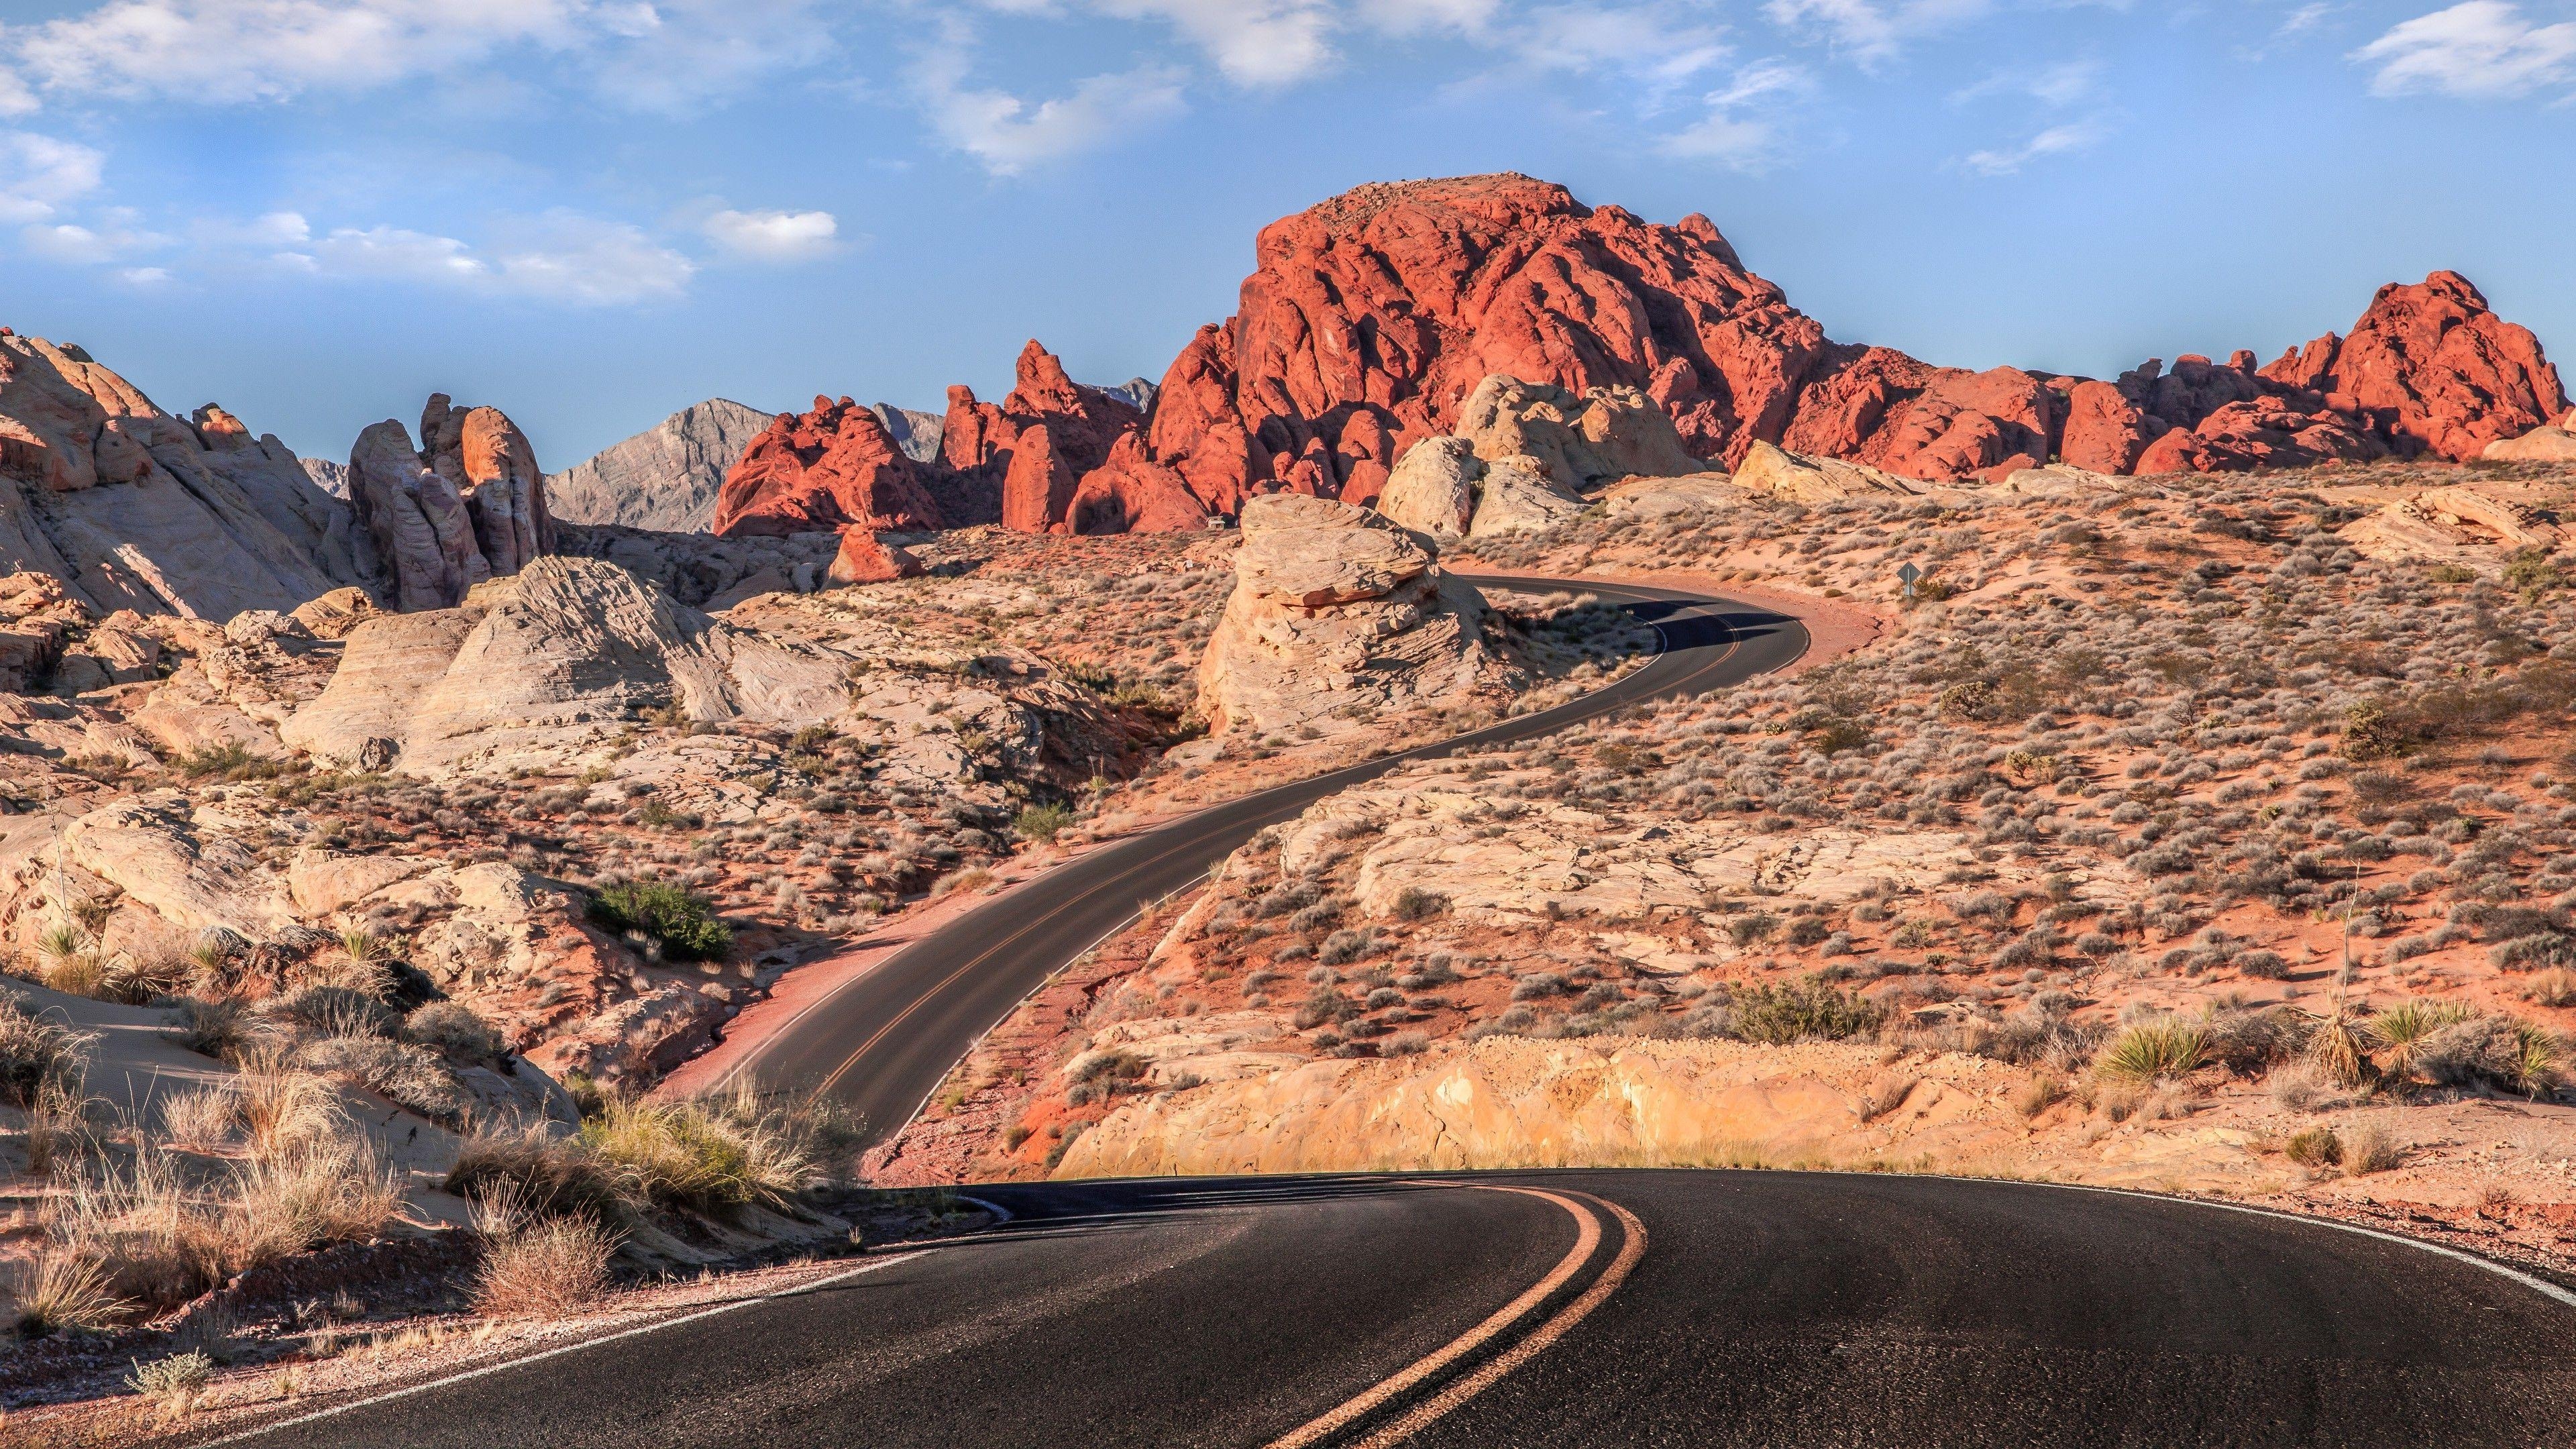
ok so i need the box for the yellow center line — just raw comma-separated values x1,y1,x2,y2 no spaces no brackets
1262,1184,1647,1449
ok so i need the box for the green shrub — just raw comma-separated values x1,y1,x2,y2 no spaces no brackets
588,879,732,962
1014,803,1073,844
1729,979,1882,1044
2284,1126,2343,1168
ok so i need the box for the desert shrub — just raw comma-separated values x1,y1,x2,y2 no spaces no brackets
1391,888,1449,922
168,996,253,1063
263,985,394,1042
580,1086,855,1215
2365,1000,2479,1079
1318,928,1379,966
2284,1126,2344,1168
2343,1122,2404,1174
1292,988,1355,1029
2416,1015,2564,1097
0,995,91,1106
1511,971,1568,1002
1730,979,1882,1044
445,1124,625,1222
156,1082,241,1152
2013,1075,2066,1118
125,1349,215,1417
1014,803,1073,843
11,1249,128,1337
588,879,733,962
402,1001,506,1063
296,1035,465,1122
470,1187,614,1319
2204,1006,2309,1075
2095,1020,2210,1082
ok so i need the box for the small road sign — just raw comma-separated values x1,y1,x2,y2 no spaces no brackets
1897,561,1922,600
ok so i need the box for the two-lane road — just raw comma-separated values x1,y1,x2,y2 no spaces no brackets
209,1172,2576,1448
722,574,1811,1144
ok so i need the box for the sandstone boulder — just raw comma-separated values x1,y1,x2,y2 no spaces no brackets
0,333,365,619
826,530,924,586
1732,441,1923,503
1376,437,1481,537
2341,484,2563,574
710,397,948,538
1597,472,1754,519
1466,455,1587,537
1195,494,1505,737
1454,374,1699,490
2485,424,2576,463
282,556,850,775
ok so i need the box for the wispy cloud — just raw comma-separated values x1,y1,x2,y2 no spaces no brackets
701,207,842,262
1763,0,1992,66
1656,59,1814,169
915,20,1187,174
0,130,103,224
281,211,694,305
2355,1,2576,99
1960,116,2110,174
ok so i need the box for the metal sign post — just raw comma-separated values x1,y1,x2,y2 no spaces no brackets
1897,561,1922,602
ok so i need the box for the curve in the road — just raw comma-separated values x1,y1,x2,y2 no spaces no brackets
201,1171,2576,1449
723,573,1811,1144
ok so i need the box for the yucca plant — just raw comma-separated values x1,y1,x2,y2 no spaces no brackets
2366,1000,2479,1081
2308,1010,2372,1088
36,921,87,961
2094,1020,2210,1082
2508,1020,2565,1099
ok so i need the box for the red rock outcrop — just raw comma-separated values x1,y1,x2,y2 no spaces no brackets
710,396,947,537
826,529,923,586
2256,271,2565,462
716,177,2566,531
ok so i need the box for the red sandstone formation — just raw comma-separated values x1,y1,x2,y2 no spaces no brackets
714,176,2564,535
826,529,923,586
710,396,947,537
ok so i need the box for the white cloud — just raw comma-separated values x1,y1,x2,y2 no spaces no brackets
1517,4,1732,88
701,207,841,262
1095,0,1338,87
1949,58,2098,107
117,265,172,285
490,213,694,303
1656,58,1813,168
0,66,36,117
1960,115,2110,174
11,0,826,112
292,212,692,303
2355,1,2576,99
193,210,313,247
0,131,103,223
19,207,165,262
1764,0,1992,65
301,225,488,284
916,24,1187,174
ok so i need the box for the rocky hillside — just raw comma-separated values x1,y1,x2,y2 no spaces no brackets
546,399,777,533
714,174,2565,542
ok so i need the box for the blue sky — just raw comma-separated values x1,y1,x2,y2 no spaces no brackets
0,0,2570,470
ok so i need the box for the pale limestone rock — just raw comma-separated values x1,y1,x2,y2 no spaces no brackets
1454,374,1700,490
1376,436,1481,537
2483,423,2576,463
284,556,849,775
0,335,364,619
1733,440,1923,503
1597,472,1751,519
60,792,297,938
288,849,432,916
1465,455,1586,537
2341,484,2564,575
1196,494,1507,737
1996,464,2137,498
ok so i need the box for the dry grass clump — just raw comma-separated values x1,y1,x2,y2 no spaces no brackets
443,1122,625,1222
7,1249,129,1337
0,993,93,1105
469,1185,613,1319
580,1085,859,1215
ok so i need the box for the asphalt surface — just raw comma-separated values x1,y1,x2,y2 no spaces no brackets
720,573,1811,1145
215,1171,2576,1448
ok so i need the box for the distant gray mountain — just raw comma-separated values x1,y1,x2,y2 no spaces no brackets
872,404,944,464
1089,377,1158,413
301,456,348,498
545,398,776,533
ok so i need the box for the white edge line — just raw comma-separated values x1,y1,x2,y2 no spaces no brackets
2035,1177,2576,1310
197,1250,928,1446
957,1195,1015,1225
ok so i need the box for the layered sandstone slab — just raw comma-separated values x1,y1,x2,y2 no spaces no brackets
1195,494,1505,737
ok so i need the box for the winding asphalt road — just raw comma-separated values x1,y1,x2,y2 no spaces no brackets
215,1171,2576,1448
720,573,1811,1144
199,578,2576,1447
